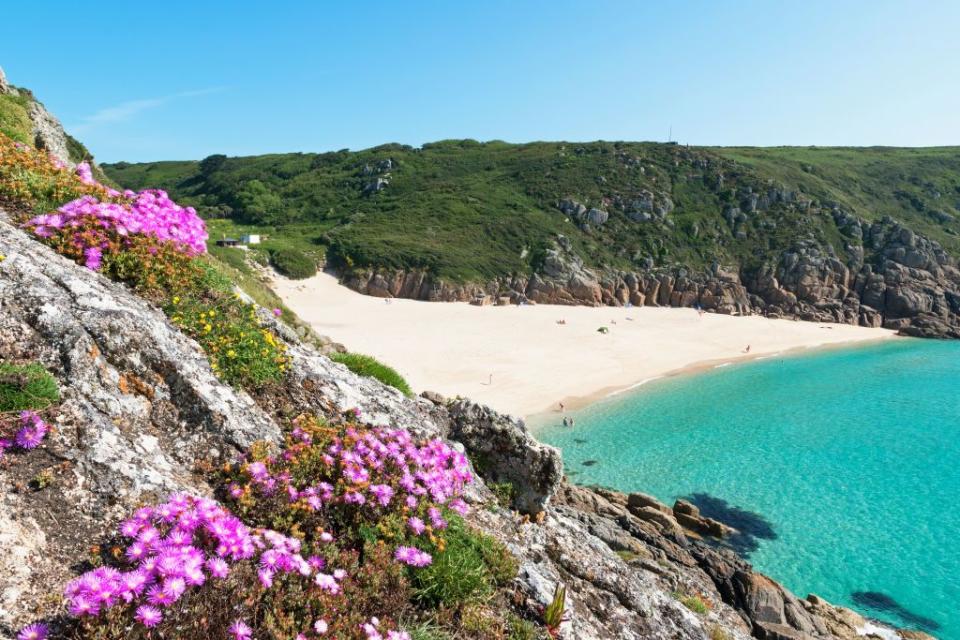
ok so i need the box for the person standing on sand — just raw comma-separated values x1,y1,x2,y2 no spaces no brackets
744,344,751,353
559,402,565,412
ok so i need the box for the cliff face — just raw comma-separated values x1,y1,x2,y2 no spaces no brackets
343,211,960,338
0,212,918,640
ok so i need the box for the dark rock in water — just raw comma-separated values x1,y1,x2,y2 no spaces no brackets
582,459,599,466
851,591,941,632
684,492,776,557
573,438,588,444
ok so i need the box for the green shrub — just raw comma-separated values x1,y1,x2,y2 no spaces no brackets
0,94,33,146
487,481,515,508
507,614,543,640
0,362,59,412
270,247,317,279
405,622,453,640
331,352,413,396
675,592,710,614
413,515,517,607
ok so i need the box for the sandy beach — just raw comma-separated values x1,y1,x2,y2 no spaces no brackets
272,272,895,418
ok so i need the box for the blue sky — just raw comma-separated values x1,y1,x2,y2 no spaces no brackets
4,1,959,162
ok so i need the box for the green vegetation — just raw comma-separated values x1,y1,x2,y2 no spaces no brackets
0,93,33,145
104,141,960,286
412,515,518,607
674,592,711,614
270,246,317,279
0,362,59,412
331,352,413,396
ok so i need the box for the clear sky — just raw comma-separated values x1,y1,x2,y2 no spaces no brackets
3,1,959,162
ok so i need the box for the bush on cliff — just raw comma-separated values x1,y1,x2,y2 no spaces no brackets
331,352,413,396
270,246,317,279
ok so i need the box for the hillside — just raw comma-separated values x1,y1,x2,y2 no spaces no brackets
104,141,960,338
103,141,960,278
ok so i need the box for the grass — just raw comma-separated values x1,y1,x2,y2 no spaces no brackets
0,362,59,412
413,515,518,607
0,93,33,145
674,592,711,614
104,141,960,289
330,352,413,396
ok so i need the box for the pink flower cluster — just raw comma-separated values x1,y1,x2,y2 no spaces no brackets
75,161,95,185
233,424,473,569
25,189,208,269
64,494,311,630
0,411,49,457
362,617,410,640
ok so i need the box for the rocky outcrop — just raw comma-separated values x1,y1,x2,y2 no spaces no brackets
445,399,563,515
0,67,87,168
342,213,960,338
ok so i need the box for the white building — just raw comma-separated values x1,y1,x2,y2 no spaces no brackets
240,234,261,245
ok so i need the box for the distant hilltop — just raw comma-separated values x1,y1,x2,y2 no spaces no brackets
106,140,960,338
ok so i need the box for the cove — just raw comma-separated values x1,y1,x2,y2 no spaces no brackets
536,339,960,638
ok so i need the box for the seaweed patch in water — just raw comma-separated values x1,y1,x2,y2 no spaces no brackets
573,438,588,444
582,459,599,466
684,492,776,557
851,591,940,632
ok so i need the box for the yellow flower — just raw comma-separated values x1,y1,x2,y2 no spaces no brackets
0,253,6,262
208,310,216,317
227,350,236,358
172,296,180,304
204,324,212,333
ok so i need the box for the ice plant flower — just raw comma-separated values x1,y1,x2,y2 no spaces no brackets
16,623,48,640
135,605,163,628
229,619,253,640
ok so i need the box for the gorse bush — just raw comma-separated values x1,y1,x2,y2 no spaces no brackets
167,295,289,387
331,353,413,396
270,247,317,279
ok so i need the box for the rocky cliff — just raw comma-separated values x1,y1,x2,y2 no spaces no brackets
0,66,93,169
0,211,924,640
343,210,960,338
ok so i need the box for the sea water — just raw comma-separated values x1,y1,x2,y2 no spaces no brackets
537,339,960,638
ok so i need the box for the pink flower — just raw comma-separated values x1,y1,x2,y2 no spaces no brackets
407,517,426,535
229,619,253,640
314,619,328,634
272,308,282,317
135,605,163,628
17,623,48,640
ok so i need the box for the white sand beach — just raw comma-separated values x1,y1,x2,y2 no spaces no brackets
272,272,895,418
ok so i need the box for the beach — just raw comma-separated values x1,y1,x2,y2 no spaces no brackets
272,272,896,418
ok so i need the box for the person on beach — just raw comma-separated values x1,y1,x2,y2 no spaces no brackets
559,402,565,412
744,344,751,353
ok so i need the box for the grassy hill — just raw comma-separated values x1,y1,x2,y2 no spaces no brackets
103,141,960,283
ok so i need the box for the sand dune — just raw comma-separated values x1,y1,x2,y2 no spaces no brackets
272,272,895,418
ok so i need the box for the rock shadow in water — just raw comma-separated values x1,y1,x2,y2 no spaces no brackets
582,459,599,467
851,591,941,632
684,492,776,557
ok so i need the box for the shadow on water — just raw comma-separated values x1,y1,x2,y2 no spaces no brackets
582,459,599,467
684,492,777,557
851,591,941,632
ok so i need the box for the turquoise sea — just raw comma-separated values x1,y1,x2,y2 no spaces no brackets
536,339,960,638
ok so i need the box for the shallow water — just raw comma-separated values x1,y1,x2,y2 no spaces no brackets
536,339,960,638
